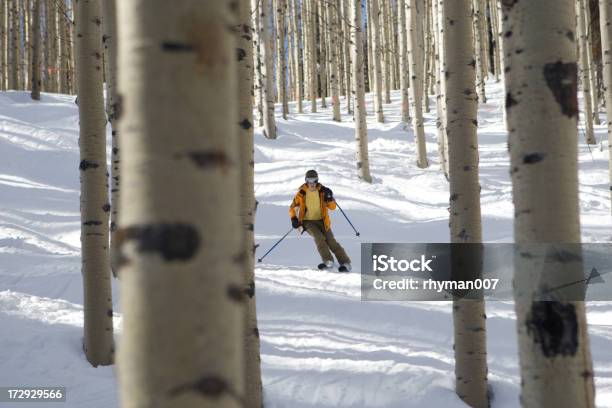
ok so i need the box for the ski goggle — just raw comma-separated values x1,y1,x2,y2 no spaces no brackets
305,177,318,185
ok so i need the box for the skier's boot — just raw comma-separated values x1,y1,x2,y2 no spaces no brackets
338,263,352,273
318,260,334,270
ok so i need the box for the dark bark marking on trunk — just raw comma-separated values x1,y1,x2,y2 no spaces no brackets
79,160,100,170
117,223,200,262
543,61,578,118
182,151,231,170
227,285,245,302
523,152,546,164
506,92,518,108
526,302,578,357
170,376,235,400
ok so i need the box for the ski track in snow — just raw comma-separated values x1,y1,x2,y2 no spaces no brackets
1,82,612,407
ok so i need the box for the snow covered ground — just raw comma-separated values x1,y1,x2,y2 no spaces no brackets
1,80,612,407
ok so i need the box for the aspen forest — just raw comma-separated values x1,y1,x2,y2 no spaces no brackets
3,0,612,407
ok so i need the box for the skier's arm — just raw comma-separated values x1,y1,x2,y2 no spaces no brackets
289,193,300,220
321,186,336,210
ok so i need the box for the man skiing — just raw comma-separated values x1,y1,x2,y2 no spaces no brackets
289,170,352,272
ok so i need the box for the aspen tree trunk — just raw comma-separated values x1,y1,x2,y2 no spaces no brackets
422,0,431,113
10,0,18,89
69,0,77,95
479,0,489,78
351,0,372,182
443,1,488,406
116,1,245,407
336,0,346,98
261,0,277,138
496,0,507,126
319,0,327,108
326,0,341,121
369,0,384,122
19,0,31,90
578,0,597,144
66,1,75,94
24,0,30,91
302,0,311,101
337,0,346,96
489,0,501,81
365,18,373,92
434,0,448,178
472,0,486,103
291,0,303,112
286,0,294,101
43,0,53,92
43,0,50,90
399,0,410,123
381,0,391,103
75,0,114,367
252,0,264,126
600,0,612,213
49,0,58,92
501,1,596,406
408,0,428,168
585,2,600,124
102,0,120,274
276,0,288,119
306,0,317,112
286,0,295,102
58,0,69,93
30,0,40,100
1,1,6,90
237,0,264,405
342,0,352,113
391,0,400,90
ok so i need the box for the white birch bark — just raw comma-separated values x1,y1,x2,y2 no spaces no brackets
326,0,341,121
351,0,372,182
501,1,596,406
443,1,488,406
276,0,288,119
369,0,384,122
472,0,486,103
399,0,410,123
30,0,40,100
10,0,18,89
237,0,264,405
600,0,612,214
116,1,245,406
306,0,317,112
577,0,597,144
75,0,114,367
381,0,391,103
342,0,352,113
584,2,600,124
102,0,120,275
408,0,428,168
252,0,264,126
434,0,448,178
317,0,327,108
291,0,303,112
262,0,277,137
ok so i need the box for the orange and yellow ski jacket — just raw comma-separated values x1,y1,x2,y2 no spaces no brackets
289,183,336,231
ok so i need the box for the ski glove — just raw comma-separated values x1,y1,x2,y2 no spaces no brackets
291,217,300,229
321,186,333,201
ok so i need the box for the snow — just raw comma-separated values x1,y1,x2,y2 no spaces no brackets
1,80,612,407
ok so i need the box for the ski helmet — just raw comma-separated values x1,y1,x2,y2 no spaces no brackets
305,169,319,183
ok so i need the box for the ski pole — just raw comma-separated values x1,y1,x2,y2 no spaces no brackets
257,227,293,263
334,200,360,236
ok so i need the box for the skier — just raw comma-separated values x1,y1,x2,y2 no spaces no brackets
289,170,352,272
